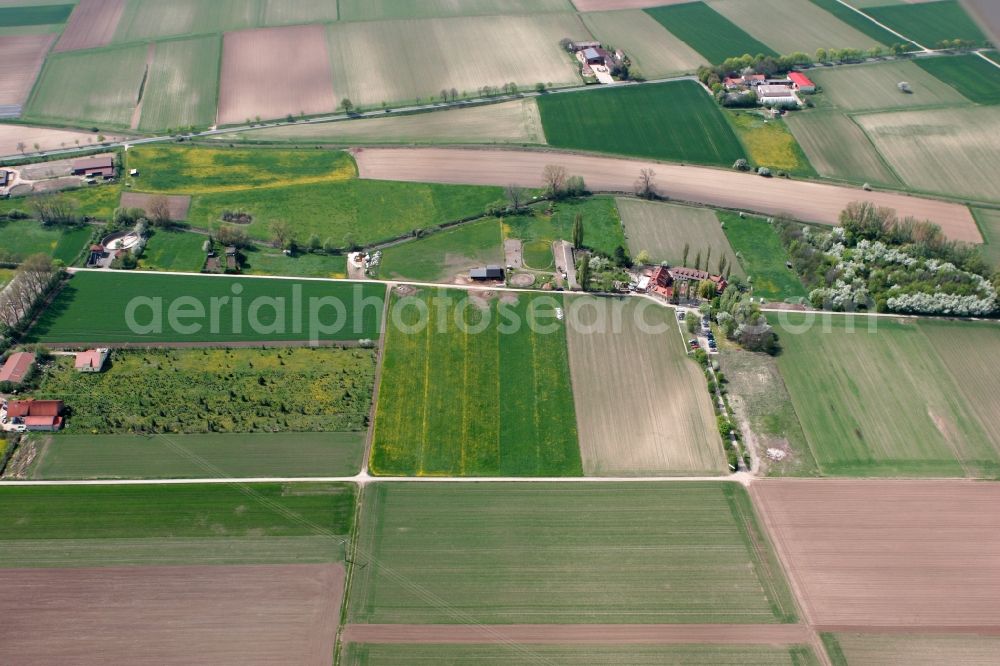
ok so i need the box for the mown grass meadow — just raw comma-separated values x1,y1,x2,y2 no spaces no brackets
371,288,580,477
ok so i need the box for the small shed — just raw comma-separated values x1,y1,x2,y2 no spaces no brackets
0,170,10,187
75,348,109,373
470,266,504,281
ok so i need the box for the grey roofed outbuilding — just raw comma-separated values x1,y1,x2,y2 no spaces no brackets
583,47,602,61
470,265,504,280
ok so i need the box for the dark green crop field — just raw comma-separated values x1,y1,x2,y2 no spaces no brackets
0,4,73,26
27,271,386,343
915,55,1000,105
865,0,987,48
537,81,745,167
646,2,777,63
807,0,911,47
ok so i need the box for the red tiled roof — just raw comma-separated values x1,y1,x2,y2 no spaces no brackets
75,350,105,370
0,352,34,384
6,400,63,418
24,415,61,427
789,72,815,87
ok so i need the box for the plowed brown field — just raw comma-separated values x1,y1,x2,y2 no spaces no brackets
217,25,337,126
0,563,344,666
0,34,56,107
353,147,981,243
54,0,125,52
751,480,1000,628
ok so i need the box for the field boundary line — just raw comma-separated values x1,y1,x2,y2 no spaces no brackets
361,290,392,476
832,0,928,51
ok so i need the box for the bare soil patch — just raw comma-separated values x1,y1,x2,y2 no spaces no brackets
217,25,337,126
0,563,344,666
752,479,1000,628
0,125,124,158
343,623,813,644
355,148,981,243
0,34,56,107
54,0,125,53
121,192,192,221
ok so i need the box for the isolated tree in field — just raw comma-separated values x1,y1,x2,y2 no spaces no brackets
308,234,321,251
270,220,292,249
636,250,650,265
450,88,458,101
505,184,526,212
694,251,701,271
542,164,568,198
148,195,172,228
572,213,584,249
440,89,449,102
323,238,337,254
535,82,546,93
682,243,690,267
634,168,657,200
340,99,354,114
16,141,25,155
718,255,728,277
815,48,827,63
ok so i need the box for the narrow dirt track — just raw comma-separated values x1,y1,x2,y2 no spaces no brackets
342,623,813,645
354,147,981,243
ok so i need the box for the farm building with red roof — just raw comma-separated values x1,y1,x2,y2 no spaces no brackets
0,352,35,385
4,400,64,431
789,72,816,93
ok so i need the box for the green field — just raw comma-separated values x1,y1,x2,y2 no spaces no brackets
806,0,910,47
914,54,1000,105
112,0,259,43
138,35,221,131
503,197,625,269
725,110,815,176
338,0,571,21
646,2,777,64
25,44,148,128
139,229,207,272
973,207,1000,268
0,268,14,289
27,271,385,343
378,218,503,282
343,644,819,665
0,219,91,264
0,483,355,567
348,482,798,623
774,316,1000,477
126,144,358,194
0,184,125,223
618,198,744,277
0,4,73,26
370,288,581,477
865,0,987,48
23,432,365,479
35,347,375,434
718,213,807,300
244,249,348,279
262,0,340,26
784,110,901,187
538,81,745,167
809,60,969,111
126,145,503,246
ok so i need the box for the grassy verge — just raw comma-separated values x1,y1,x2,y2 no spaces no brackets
725,110,816,177
378,217,503,282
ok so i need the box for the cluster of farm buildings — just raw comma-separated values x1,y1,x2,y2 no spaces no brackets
569,41,626,85
0,348,108,432
725,71,816,107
